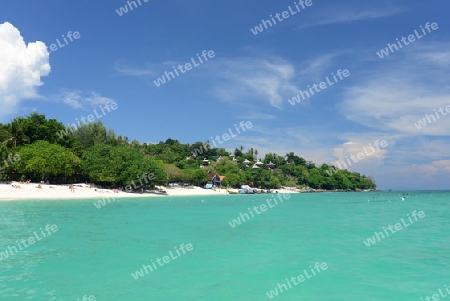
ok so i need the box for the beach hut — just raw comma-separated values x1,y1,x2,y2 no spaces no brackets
202,157,210,166
208,173,223,188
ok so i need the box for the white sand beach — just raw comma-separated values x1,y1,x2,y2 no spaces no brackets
0,182,299,201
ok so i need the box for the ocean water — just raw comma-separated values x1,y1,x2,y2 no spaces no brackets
0,191,449,301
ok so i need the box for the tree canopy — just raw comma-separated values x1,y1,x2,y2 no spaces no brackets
0,113,376,190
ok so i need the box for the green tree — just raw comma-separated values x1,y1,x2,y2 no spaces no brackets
163,164,184,183
19,113,75,148
71,121,110,151
81,144,167,187
13,141,80,181
0,112,377,190
223,172,242,187
187,169,209,186
159,148,178,164
0,118,30,148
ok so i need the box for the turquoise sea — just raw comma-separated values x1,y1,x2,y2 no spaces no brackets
0,191,449,301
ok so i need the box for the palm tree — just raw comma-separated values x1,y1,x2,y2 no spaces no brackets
239,145,244,152
272,153,283,167
0,128,9,145
0,118,29,148
205,140,211,149
289,159,294,175
247,148,254,159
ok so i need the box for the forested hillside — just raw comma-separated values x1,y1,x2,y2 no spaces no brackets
0,113,376,190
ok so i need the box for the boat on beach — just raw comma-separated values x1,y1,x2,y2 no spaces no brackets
146,187,168,195
227,186,274,194
226,185,257,194
239,185,257,194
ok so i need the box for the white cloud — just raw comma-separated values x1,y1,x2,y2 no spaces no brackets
62,91,84,109
209,53,345,109
85,92,115,107
299,6,403,29
411,139,450,160
236,112,278,120
341,43,450,136
210,57,298,109
432,160,450,173
113,61,154,76
297,52,344,77
419,52,450,65
328,41,450,189
358,160,450,190
59,90,116,110
0,22,50,121
332,141,388,169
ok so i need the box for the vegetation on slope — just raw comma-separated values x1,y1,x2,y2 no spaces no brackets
0,113,376,190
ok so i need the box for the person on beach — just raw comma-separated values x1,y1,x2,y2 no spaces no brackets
69,184,75,193
37,184,42,189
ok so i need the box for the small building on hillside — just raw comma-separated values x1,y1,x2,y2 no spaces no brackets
205,172,224,188
200,157,210,168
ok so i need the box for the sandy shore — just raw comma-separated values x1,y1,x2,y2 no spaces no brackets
0,182,299,201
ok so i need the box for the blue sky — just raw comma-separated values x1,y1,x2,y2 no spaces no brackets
0,0,449,190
